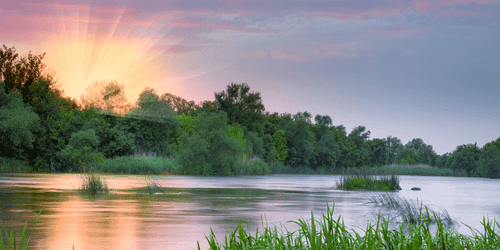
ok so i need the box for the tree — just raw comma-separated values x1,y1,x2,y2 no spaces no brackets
272,129,288,163
367,138,388,166
383,136,404,164
401,149,418,165
122,87,180,155
404,138,437,165
160,93,198,115
80,80,132,116
282,115,315,167
314,131,340,169
477,138,500,178
177,112,244,175
214,83,265,130
56,129,105,172
449,143,481,176
345,126,371,168
0,84,40,160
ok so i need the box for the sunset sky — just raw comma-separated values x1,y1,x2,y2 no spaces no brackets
1,0,499,154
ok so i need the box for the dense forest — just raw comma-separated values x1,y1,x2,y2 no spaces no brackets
1,45,499,177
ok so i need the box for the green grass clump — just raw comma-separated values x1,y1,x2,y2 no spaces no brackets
78,172,109,195
336,168,401,191
92,156,181,175
1,211,41,250
200,203,500,250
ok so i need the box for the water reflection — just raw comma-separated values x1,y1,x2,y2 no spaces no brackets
0,174,499,249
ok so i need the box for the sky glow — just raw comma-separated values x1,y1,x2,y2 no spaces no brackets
1,0,499,154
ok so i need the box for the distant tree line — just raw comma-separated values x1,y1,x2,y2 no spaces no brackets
1,45,499,177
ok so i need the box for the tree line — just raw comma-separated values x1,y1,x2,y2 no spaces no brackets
1,45,499,177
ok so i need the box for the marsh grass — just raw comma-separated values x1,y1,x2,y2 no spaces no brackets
336,168,401,191
78,172,109,195
0,211,41,250
143,177,163,194
370,193,454,228
92,156,181,174
200,203,500,250
378,164,456,176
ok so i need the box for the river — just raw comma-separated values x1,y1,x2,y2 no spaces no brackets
0,173,499,249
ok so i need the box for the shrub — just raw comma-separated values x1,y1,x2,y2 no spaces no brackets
78,172,109,195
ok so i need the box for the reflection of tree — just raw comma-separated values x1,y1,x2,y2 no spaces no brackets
80,80,132,116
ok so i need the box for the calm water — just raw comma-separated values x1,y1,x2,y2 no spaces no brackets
0,173,499,249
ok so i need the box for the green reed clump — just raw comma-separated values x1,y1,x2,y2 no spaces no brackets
200,203,500,250
78,172,109,195
1,211,41,250
337,168,401,191
143,177,164,194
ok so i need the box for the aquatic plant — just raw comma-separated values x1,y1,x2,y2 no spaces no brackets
0,211,41,250
78,172,109,195
336,168,401,191
370,193,454,228
144,177,163,194
199,203,500,250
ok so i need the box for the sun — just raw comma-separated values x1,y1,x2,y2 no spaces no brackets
38,2,177,106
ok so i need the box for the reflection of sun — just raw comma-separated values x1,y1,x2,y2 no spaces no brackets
39,3,177,105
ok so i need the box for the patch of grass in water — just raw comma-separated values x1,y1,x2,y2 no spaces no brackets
200,203,500,249
143,177,163,194
336,167,401,191
78,172,109,195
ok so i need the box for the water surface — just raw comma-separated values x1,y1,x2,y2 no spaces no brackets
0,174,499,249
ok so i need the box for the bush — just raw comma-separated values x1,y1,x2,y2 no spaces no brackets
234,160,271,175
0,157,31,172
92,156,181,174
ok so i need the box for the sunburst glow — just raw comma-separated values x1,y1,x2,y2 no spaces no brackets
39,2,177,105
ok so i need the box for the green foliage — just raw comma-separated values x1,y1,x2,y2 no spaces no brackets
0,211,41,250
78,172,109,195
122,87,180,155
401,149,418,165
0,86,40,159
201,203,500,250
449,143,481,176
160,93,198,115
233,160,271,175
477,138,500,178
345,126,371,168
214,83,265,130
272,129,288,163
56,129,105,172
178,112,244,176
336,169,401,191
404,138,437,165
282,115,315,167
313,131,340,169
92,156,181,174
0,157,31,172
384,136,405,164
367,138,388,167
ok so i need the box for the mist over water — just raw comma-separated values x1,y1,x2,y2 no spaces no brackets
1,174,499,250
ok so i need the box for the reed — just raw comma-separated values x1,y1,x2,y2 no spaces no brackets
0,211,41,250
336,168,401,191
199,203,500,249
143,177,163,194
78,172,109,195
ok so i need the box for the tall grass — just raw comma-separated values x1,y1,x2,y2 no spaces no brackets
200,203,500,250
91,155,181,175
78,172,109,195
370,193,454,228
336,168,401,191
378,164,456,176
0,211,41,250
